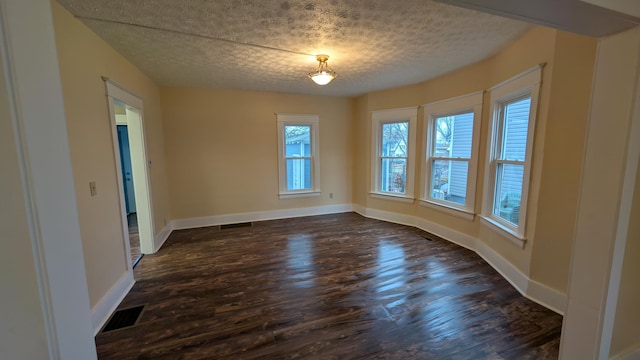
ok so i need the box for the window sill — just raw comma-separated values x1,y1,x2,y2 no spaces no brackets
419,200,475,221
479,215,526,249
279,191,321,199
369,192,415,204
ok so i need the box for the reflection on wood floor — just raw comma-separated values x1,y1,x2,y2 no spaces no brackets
96,212,562,359
127,212,141,266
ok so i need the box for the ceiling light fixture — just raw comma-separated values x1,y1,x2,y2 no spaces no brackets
308,54,337,85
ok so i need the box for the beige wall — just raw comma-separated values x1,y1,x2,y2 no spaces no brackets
161,87,353,219
530,32,597,291
52,2,171,307
352,26,597,294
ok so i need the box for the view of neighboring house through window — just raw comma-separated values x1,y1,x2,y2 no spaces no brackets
422,92,482,217
492,96,530,225
482,66,541,242
276,114,320,199
430,113,473,204
380,121,409,193
284,125,312,190
370,107,417,201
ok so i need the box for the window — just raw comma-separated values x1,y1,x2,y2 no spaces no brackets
422,92,482,219
277,114,320,199
370,107,417,202
482,67,541,243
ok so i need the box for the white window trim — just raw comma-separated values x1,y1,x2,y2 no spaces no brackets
421,91,483,218
481,66,542,243
370,107,418,201
276,114,320,199
419,199,475,221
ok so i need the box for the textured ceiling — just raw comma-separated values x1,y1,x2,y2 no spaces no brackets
56,0,531,97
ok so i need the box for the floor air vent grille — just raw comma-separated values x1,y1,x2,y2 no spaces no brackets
220,222,253,230
101,305,145,333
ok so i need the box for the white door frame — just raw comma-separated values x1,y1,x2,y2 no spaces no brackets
104,79,155,262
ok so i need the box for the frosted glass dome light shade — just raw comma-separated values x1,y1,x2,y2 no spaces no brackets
308,54,337,85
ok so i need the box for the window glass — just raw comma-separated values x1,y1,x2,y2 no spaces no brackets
428,111,475,207
276,114,319,198
501,97,531,161
284,126,310,157
493,163,524,225
380,121,409,194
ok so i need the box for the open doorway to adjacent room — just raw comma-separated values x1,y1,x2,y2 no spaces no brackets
106,79,155,270
115,114,141,265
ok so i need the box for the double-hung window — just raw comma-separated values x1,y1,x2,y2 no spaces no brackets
482,67,541,243
422,92,482,219
276,114,320,199
370,107,417,202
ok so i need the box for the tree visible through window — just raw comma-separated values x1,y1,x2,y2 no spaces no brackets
422,91,482,215
371,107,417,201
429,113,473,204
380,122,408,193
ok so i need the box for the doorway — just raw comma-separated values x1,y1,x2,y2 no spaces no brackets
105,79,155,271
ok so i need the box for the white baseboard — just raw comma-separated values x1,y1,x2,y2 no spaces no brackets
91,270,134,335
154,224,173,252
527,278,567,315
475,240,530,295
171,204,353,230
170,204,566,316
356,207,416,227
414,216,478,251
611,344,640,360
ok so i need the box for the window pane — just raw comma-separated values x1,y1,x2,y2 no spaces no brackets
380,158,406,193
435,113,473,159
431,159,468,205
501,97,531,161
494,163,524,225
284,126,311,157
286,158,311,190
381,122,408,157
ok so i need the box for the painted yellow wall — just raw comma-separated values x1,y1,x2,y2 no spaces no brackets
161,87,353,219
52,2,171,307
530,31,597,291
0,42,50,360
352,26,597,294
353,95,369,206
610,160,640,357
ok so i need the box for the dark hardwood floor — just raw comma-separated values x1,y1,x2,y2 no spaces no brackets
128,212,141,265
96,212,562,359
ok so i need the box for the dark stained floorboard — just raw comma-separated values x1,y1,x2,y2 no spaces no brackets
96,212,562,359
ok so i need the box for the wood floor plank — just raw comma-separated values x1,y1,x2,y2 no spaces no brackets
96,212,562,359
